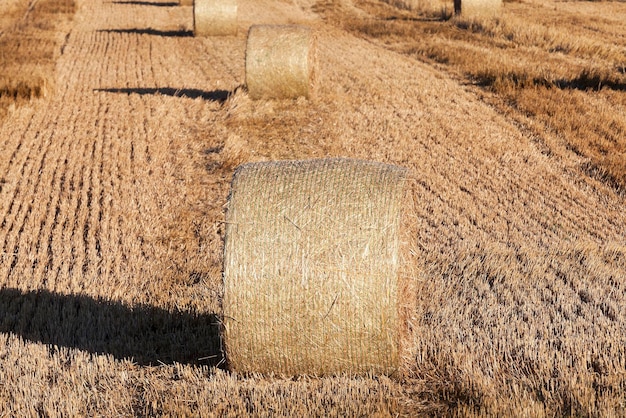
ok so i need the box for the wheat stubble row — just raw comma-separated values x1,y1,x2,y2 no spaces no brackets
0,0,625,415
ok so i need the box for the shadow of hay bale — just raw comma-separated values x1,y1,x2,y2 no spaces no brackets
0,288,223,367
111,1,179,6
94,87,231,102
97,28,194,37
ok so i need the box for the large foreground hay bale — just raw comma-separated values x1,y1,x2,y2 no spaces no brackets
223,158,416,376
245,25,317,100
194,0,237,36
454,0,502,16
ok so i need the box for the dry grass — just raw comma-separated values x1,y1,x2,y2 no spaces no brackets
0,0,76,118
340,0,626,192
406,240,626,415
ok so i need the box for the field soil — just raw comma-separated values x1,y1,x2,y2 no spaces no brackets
0,0,625,415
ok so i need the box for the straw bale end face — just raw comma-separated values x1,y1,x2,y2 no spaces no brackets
245,25,317,100
222,158,417,377
194,0,237,36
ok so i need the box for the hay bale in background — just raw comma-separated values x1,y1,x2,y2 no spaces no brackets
194,0,237,36
245,25,317,100
454,0,501,17
223,158,417,376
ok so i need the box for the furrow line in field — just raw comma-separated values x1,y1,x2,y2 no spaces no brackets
477,160,620,243
0,109,39,183
46,101,99,292
129,34,144,90
137,34,156,89
80,116,105,280
56,28,128,294
91,30,116,92
92,96,137,293
0,100,74,287
43,156,68,290
0,108,51,232
109,100,133,296
23,87,101,289
28,142,68,288
192,37,244,89
73,121,97,289
96,99,120,294
416,154,602,250
50,93,101,293
424,161,594,248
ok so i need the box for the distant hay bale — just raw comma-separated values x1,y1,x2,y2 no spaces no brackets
454,0,501,16
193,0,237,36
223,158,417,376
245,25,317,100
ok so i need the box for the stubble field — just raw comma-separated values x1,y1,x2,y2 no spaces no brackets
0,0,625,415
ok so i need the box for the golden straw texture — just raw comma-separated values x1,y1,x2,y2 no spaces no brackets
193,0,237,36
223,158,416,376
454,0,502,17
180,0,193,6
245,25,317,100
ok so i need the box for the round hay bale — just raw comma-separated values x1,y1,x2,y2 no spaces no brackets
193,0,237,36
454,0,502,16
223,158,417,376
245,25,317,100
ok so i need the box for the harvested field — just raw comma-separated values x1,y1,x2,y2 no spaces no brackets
338,0,626,191
0,0,625,415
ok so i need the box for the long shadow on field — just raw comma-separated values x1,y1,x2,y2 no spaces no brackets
112,1,179,6
0,288,224,367
96,87,230,102
97,28,193,37
555,74,626,92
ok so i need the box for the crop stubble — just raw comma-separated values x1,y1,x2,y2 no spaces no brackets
0,0,625,415
338,0,626,192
